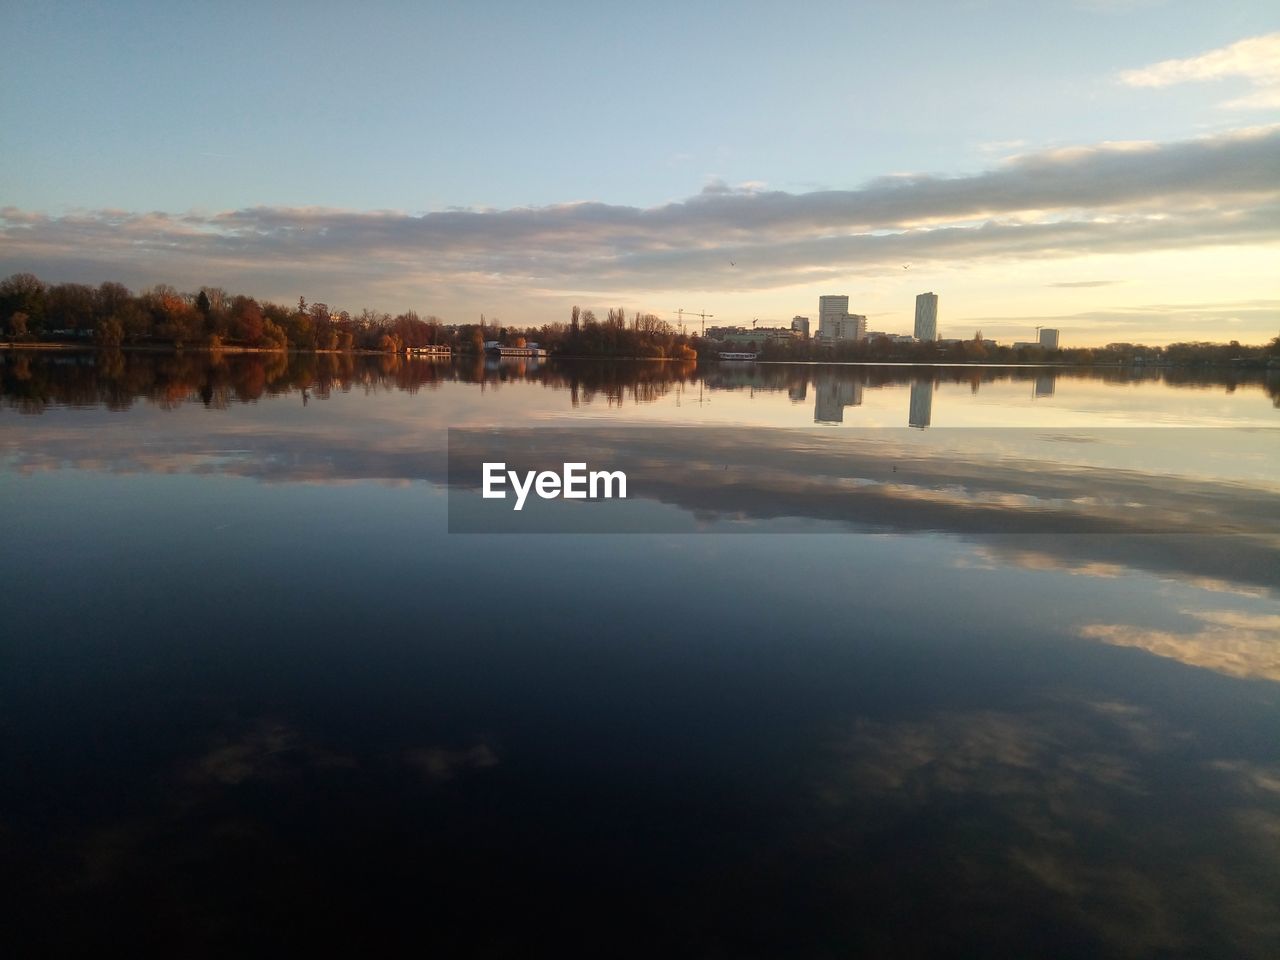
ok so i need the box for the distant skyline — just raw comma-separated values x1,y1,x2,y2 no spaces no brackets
2,1,1278,345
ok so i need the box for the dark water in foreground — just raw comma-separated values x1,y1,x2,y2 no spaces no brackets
2,352,1279,957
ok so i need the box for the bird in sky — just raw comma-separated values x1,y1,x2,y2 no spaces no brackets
730,260,736,267
903,264,911,270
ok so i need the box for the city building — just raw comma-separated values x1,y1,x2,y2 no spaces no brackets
866,331,918,344
1039,327,1060,350
827,314,866,341
791,316,810,338
818,295,848,339
711,326,797,347
914,292,938,342
817,296,866,342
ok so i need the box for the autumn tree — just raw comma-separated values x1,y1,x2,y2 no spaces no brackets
0,273,47,333
230,296,265,345
45,282,96,332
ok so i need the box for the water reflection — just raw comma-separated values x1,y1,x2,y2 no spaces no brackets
4,350,1278,420
909,379,933,428
2,349,1279,955
814,376,862,423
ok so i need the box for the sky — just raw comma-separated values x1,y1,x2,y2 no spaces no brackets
1,0,1278,345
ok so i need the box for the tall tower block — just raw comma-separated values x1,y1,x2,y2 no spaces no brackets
914,292,938,342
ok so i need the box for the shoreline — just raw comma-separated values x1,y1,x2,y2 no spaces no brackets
2,342,1275,371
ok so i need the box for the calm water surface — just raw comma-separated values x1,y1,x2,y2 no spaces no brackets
2,352,1278,956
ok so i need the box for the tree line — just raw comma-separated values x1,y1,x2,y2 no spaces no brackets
0,273,698,359
748,331,1280,367
3,271,1274,365
0,272,456,352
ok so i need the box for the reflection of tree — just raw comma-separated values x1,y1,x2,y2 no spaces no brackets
1,353,1276,417
0,353,703,413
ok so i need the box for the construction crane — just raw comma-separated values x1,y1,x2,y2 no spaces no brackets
675,308,715,336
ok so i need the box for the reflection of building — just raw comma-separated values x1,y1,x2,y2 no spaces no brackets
791,316,810,338
814,377,863,423
1039,327,1060,349
817,296,866,342
909,380,933,428
1034,373,1056,398
789,381,808,402
914,292,938,341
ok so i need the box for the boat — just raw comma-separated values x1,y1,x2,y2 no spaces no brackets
484,340,548,358
718,351,758,361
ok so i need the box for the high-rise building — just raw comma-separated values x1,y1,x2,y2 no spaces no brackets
914,293,938,342
831,314,866,341
1039,327,1060,350
791,316,810,338
817,296,867,342
818,296,848,340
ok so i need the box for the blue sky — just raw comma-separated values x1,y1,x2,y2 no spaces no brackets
2,0,1278,343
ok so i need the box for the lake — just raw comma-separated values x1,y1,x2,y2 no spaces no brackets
2,351,1278,957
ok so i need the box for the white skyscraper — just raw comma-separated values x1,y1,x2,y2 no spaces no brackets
914,292,938,342
1039,327,1060,350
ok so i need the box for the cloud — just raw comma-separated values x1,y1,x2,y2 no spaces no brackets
1120,33,1280,111
1,126,1277,311
1046,280,1123,288
960,298,1280,340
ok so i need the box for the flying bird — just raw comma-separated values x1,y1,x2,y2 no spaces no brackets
903,264,911,270
730,260,736,267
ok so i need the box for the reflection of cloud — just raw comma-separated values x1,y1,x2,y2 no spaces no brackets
1120,33,1280,111
1212,760,1280,797
8,415,1277,595
405,744,499,782
1080,609,1280,681
185,720,358,786
815,702,1280,956
959,545,1128,579
824,706,1149,803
